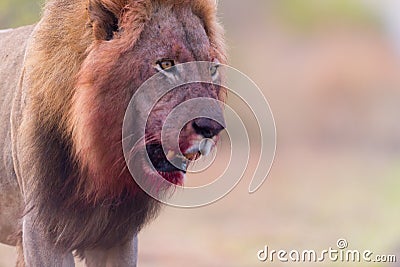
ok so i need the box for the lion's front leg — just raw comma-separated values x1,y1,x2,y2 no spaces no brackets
83,235,138,267
22,214,75,267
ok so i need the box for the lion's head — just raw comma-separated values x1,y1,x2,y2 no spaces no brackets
68,0,227,201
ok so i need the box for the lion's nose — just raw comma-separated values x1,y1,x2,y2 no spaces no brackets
192,118,225,138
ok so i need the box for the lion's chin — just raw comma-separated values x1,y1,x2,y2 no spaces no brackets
157,171,185,186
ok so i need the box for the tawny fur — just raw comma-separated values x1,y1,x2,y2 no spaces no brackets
0,0,226,265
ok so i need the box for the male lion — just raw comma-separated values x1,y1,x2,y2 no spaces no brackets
0,0,226,266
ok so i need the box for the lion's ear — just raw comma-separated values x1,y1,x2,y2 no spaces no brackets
88,0,122,41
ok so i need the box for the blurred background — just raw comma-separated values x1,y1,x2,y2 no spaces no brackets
1,0,399,266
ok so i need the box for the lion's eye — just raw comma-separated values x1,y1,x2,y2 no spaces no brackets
210,65,218,76
157,59,175,71
210,63,220,79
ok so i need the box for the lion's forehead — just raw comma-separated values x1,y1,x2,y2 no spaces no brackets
135,5,212,63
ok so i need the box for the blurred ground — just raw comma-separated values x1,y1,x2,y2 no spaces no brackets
1,0,400,266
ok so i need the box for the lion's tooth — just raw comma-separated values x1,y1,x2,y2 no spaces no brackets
184,153,196,160
166,150,175,161
181,161,188,171
199,139,213,156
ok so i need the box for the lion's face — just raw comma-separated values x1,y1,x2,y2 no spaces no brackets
132,6,225,185
70,1,225,198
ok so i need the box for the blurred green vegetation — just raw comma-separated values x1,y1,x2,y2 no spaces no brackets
275,0,380,31
0,0,42,28
1,0,381,30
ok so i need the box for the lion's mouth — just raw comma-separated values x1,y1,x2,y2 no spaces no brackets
146,144,200,184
